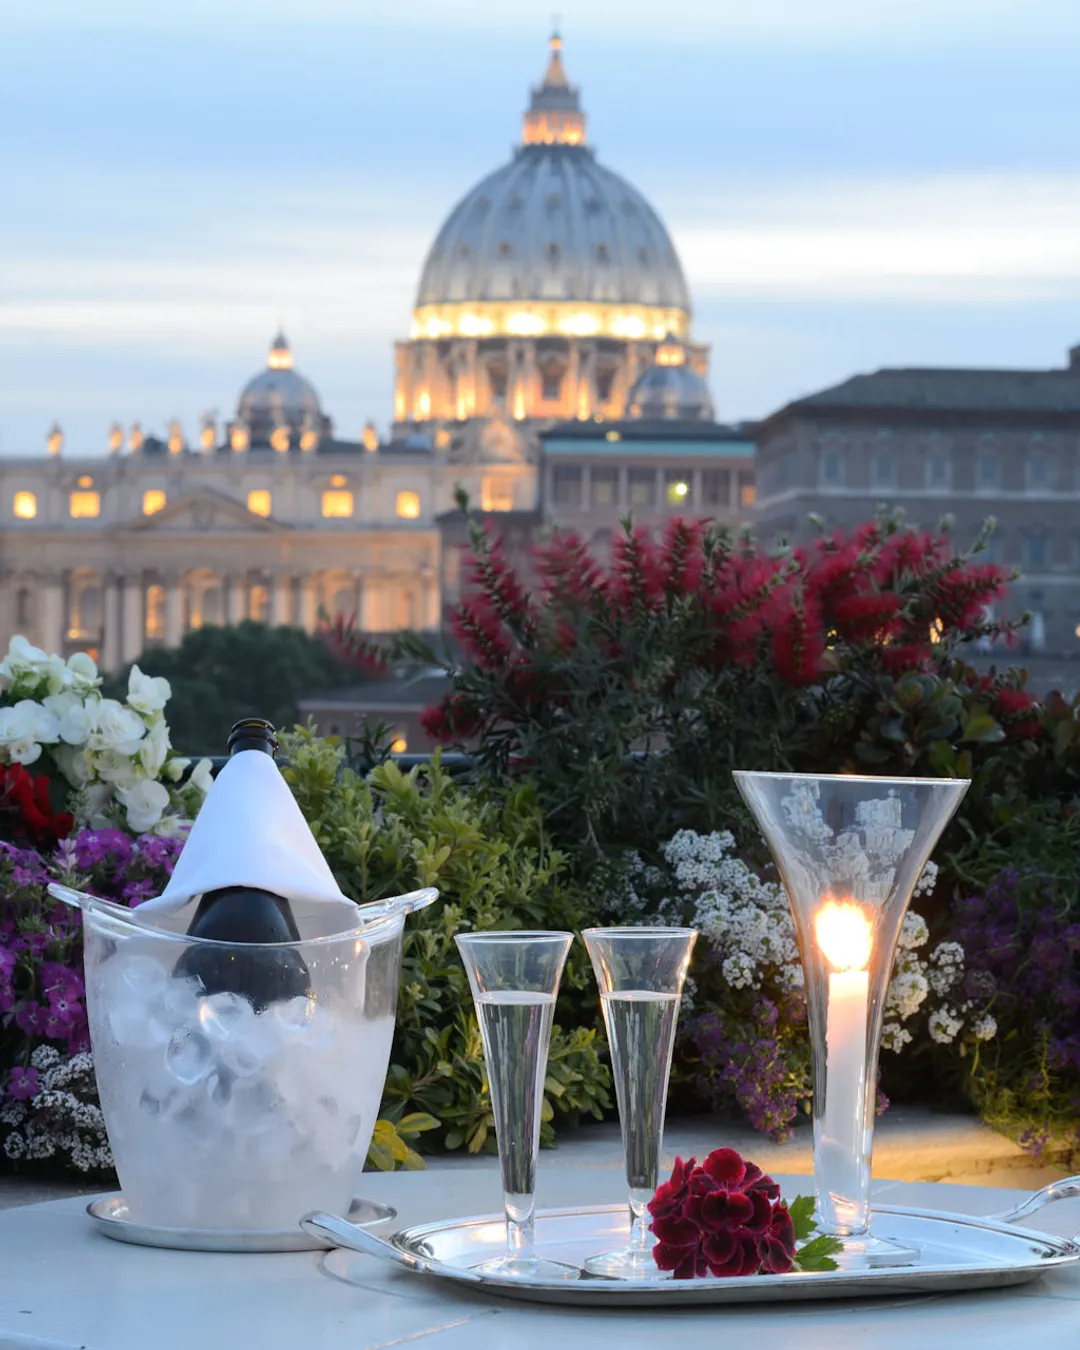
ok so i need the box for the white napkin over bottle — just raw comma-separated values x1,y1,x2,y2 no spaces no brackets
139,750,353,920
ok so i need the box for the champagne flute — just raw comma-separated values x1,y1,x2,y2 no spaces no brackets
455,930,578,1281
583,926,697,1279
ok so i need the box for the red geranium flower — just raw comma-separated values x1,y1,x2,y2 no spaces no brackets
647,1149,799,1279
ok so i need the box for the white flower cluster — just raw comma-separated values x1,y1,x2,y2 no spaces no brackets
0,635,211,834
644,830,994,1055
661,830,802,994
0,1046,113,1173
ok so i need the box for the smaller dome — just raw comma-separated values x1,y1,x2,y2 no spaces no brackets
236,334,328,447
627,335,714,421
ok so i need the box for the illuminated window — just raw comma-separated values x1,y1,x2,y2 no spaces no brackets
142,489,166,516
69,491,100,518
321,490,354,518
77,475,93,488
250,584,269,622
330,474,346,487
247,489,272,517
628,469,655,509
591,469,618,508
145,584,165,641
664,473,691,508
481,477,514,512
396,490,421,519
702,469,730,507
390,735,408,754
739,475,756,508
13,491,36,519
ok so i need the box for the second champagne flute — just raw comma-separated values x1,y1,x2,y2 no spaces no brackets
455,930,578,1281
583,926,697,1279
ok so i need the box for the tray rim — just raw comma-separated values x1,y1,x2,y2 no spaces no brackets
88,1193,396,1253
378,1200,1080,1300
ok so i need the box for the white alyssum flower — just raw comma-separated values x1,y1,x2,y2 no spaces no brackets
127,664,171,717
970,1014,998,1042
881,1022,913,1052
1,1048,113,1174
928,941,965,996
928,1006,965,1044
85,699,146,755
116,778,171,832
897,911,929,950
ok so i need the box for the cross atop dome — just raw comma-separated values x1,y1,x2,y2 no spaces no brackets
522,29,586,146
267,332,294,372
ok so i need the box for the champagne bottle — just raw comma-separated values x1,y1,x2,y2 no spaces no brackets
174,718,312,1011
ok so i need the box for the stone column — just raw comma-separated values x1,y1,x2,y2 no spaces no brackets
298,575,319,633
40,577,64,656
271,575,292,627
121,577,143,663
226,577,246,626
164,580,183,649
102,576,122,673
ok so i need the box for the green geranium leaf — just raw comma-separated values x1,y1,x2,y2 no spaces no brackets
794,1235,843,1272
787,1194,817,1242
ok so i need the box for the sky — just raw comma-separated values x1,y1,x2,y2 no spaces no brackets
4,0,1080,455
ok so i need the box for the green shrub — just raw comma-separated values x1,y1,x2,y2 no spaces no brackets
281,729,611,1152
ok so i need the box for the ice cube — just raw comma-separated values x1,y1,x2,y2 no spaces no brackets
160,976,205,1027
197,991,255,1042
119,954,169,999
165,1027,214,1085
108,998,171,1050
271,994,318,1039
138,1086,178,1118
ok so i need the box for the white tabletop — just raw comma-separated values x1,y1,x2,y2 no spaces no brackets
1,1166,1078,1350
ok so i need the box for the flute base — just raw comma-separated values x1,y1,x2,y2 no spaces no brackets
583,1246,672,1281
471,1255,581,1281
826,1232,921,1270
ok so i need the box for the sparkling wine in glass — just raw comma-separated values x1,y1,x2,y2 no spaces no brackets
583,926,697,1279
455,931,578,1281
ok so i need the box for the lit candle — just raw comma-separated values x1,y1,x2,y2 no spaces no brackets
814,899,873,1233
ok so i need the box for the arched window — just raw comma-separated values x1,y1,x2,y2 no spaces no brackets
145,585,165,641
249,584,269,623
15,589,32,627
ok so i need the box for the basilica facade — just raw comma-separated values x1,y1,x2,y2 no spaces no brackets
0,36,749,670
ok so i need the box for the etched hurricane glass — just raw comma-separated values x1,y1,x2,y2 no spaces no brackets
455,930,578,1281
733,772,969,1269
582,927,698,1279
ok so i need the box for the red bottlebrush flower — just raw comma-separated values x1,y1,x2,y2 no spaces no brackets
420,692,482,745
647,1149,802,1280
464,529,532,630
659,517,706,597
449,599,513,672
880,641,933,674
771,591,824,686
611,525,664,612
993,686,1043,740
831,590,903,645
534,531,606,606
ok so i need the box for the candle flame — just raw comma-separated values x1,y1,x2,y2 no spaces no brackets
815,900,872,972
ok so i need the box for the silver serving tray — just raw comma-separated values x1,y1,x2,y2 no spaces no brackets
305,1183,1080,1307
89,1194,396,1253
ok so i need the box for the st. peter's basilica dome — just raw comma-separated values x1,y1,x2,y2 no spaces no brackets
234,333,331,450
411,34,691,345
394,34,710,431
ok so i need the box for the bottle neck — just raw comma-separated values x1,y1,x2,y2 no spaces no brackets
227,718,279,757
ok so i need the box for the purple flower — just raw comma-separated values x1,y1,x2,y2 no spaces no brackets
74,828,133,872
7,1067,40,1101
14,1001,46,1037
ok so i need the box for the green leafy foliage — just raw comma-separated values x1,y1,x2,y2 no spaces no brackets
104,622,352,756
786,1194,841,1271
281,729,611,1152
